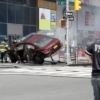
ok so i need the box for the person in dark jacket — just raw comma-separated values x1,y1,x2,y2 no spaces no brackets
85,40,100,100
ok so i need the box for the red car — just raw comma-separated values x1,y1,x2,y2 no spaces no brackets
8,34,63,64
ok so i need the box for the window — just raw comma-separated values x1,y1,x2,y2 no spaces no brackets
0,0,7,2
8,4,15,23
23,25,29,36
0,3,7,23
8,35,12,46
23,0,29,6
21,33,33,41
16,0,24,5
17,44,24,50
0,23,7,42
30,26,36,33
35,36,53,47
15,6,23,24
29,0,37,7
24,0,37,7
23,7,29,24
8,0,15,4
25,44,34,50
30,8,36,25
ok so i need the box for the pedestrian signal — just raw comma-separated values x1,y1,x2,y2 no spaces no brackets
59,19,66,28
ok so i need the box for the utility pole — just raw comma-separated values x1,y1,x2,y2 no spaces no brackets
58,0,82,64
65,0,70,64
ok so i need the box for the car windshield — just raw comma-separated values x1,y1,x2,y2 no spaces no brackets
21,33,34,41
17,33,35,42
34,35,53,47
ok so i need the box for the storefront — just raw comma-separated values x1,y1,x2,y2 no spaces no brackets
56,0,100,64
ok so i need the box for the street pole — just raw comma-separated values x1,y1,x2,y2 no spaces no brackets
65,0,70,64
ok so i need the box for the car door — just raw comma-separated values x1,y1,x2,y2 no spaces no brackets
24,44,35,60
16,44,24,57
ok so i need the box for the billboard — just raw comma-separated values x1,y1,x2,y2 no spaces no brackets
51,10,56,29
39,8,50,30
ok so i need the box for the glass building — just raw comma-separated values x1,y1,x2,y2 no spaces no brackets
0,0,37,45
0,0,56,45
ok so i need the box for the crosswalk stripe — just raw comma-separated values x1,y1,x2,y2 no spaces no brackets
0,67,92,78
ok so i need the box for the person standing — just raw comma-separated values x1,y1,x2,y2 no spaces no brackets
85,40,100,100
0,37,9,63
12,35,17,45
24,45,29,63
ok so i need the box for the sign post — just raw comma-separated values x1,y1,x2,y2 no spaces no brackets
65,0,71,64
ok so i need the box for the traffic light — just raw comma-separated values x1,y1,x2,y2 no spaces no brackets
58,18,67,28
74,0,82,11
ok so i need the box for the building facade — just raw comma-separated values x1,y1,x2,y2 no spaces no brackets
56,0,100,63
0,0,56,45
0,0,37,45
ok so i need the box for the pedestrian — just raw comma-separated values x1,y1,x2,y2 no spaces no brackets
12,35,17,45
11,35,22,63
85,40,100,100
0,37,9,63
24,45,30,63
13,47,21,63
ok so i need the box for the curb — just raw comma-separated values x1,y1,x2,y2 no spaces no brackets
0,64,21,69
67,63,92,66
0,63,91,69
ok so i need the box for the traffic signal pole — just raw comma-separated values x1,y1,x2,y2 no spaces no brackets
58,0,82,64
65,0,70,64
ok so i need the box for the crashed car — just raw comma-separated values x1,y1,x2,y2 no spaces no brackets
8,34,63,64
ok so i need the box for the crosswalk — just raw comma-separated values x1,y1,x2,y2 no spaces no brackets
0,66,92,78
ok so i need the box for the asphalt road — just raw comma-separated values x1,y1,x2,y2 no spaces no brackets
0,75,93,100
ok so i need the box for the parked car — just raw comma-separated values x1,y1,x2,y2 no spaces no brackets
8,34,63,64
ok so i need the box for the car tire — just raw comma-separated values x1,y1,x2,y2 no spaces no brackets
10,55,17,63
33,55,44,64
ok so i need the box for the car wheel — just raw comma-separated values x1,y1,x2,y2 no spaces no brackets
33,55,44,64
10,55,17,63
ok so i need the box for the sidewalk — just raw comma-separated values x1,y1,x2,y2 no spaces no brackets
0,62,91,68
0,63,16,68
45,54,91,66
0,63,91,69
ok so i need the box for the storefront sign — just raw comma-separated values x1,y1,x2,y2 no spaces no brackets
38,0,56,10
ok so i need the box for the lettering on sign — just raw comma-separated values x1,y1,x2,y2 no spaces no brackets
38,0,56,10
42,1,52,8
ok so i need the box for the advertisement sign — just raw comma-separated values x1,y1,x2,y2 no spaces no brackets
51,10,56,29
38,0,56,10
39,8,50,30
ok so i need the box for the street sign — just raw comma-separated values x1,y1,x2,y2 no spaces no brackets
58,0,74,5
69,0,74,2
68,16,74,21
58,1,66,5
65,12,73,17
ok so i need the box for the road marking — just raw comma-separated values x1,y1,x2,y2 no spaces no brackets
0,67,91,78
